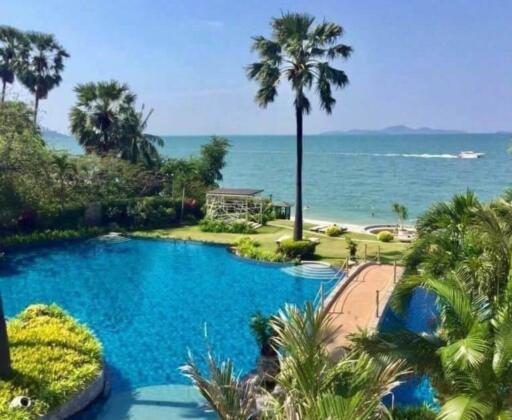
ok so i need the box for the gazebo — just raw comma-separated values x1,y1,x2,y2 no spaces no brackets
205,188,266,222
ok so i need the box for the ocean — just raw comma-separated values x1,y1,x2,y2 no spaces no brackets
46,133,512,225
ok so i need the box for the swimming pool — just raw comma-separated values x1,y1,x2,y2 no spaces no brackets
0,238,321,417
379,288,438,407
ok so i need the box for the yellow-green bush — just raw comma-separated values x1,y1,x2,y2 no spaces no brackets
0,305,102,419
377,231,394,242
234,237,285,262
325,225,343,237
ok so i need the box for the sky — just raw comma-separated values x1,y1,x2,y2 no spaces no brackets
2,0,511,135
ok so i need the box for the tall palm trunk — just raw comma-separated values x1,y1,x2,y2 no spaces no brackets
33,94,39,125
1,81,6,103
294,105,303,241
0,296,11,378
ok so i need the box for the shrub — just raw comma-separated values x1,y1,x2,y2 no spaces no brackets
0,227,106,249
0,304,102,419
278,239,317,260
377,231,394,242
126,197,177,228
345,237,358,259
325,225,343,237
234,237,285,263
199,219,256,234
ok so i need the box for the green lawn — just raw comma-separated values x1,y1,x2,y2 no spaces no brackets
133,221,410,266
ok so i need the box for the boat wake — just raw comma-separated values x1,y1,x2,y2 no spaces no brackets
233,150,460,159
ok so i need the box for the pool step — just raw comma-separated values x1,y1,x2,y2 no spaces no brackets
282,263,342,280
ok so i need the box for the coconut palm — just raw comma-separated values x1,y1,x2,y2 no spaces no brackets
247,13,352,241
354,272,512,420
118,106,163,167
0,26,28,103
181,302,406,419
17,32,68,123
70,81,136,155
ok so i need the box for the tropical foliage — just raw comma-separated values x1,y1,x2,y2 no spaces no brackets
70,81,163,167
182,303,407,419
17,32,69,122
354,191,512,419
247,12,352,241
234,237,285,263
0,305,102,419
0,26,28,103
0,101,228,239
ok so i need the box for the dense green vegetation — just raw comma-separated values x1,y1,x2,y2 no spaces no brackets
0,305,102,419
0,24,230,247
0,98,228,240
354,190,512,419
182,303,406,419
234,237,286,263
200,219,256,234
247,12,352,241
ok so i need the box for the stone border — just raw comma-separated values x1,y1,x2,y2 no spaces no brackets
42,363,106,420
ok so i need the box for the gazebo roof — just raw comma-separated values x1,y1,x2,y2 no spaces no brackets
207,188,264,196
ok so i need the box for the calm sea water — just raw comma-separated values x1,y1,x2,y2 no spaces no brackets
161,134,512,224
47,133,512,224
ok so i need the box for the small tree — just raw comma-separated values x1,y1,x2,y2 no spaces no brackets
249,311,277,357
345,236,358,261
391,203,408,230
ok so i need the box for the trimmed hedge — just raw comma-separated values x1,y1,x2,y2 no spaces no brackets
199,219,256,234
377,231,394,242
0,305,102,419
0,227,107,249
278,239,317,260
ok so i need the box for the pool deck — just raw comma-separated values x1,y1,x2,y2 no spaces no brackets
323,263,404,355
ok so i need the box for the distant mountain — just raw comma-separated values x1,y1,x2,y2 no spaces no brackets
42,128,82,154
320,125,466,136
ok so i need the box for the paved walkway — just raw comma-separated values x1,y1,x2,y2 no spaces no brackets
324,263,404,356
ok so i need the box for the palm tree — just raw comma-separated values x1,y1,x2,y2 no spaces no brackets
247,13,352,241
181,302,406,419
70,81,136,155
17,32,69,123
355,272,512,420
118,106,163,167
405,191,512,302
51,152,77,209
0,26,28,103
391,203,408,231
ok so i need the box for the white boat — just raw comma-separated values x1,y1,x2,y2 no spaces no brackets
458,151,485,159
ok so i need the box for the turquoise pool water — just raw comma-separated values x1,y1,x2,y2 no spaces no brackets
380,289,438,407
0,238,321,416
